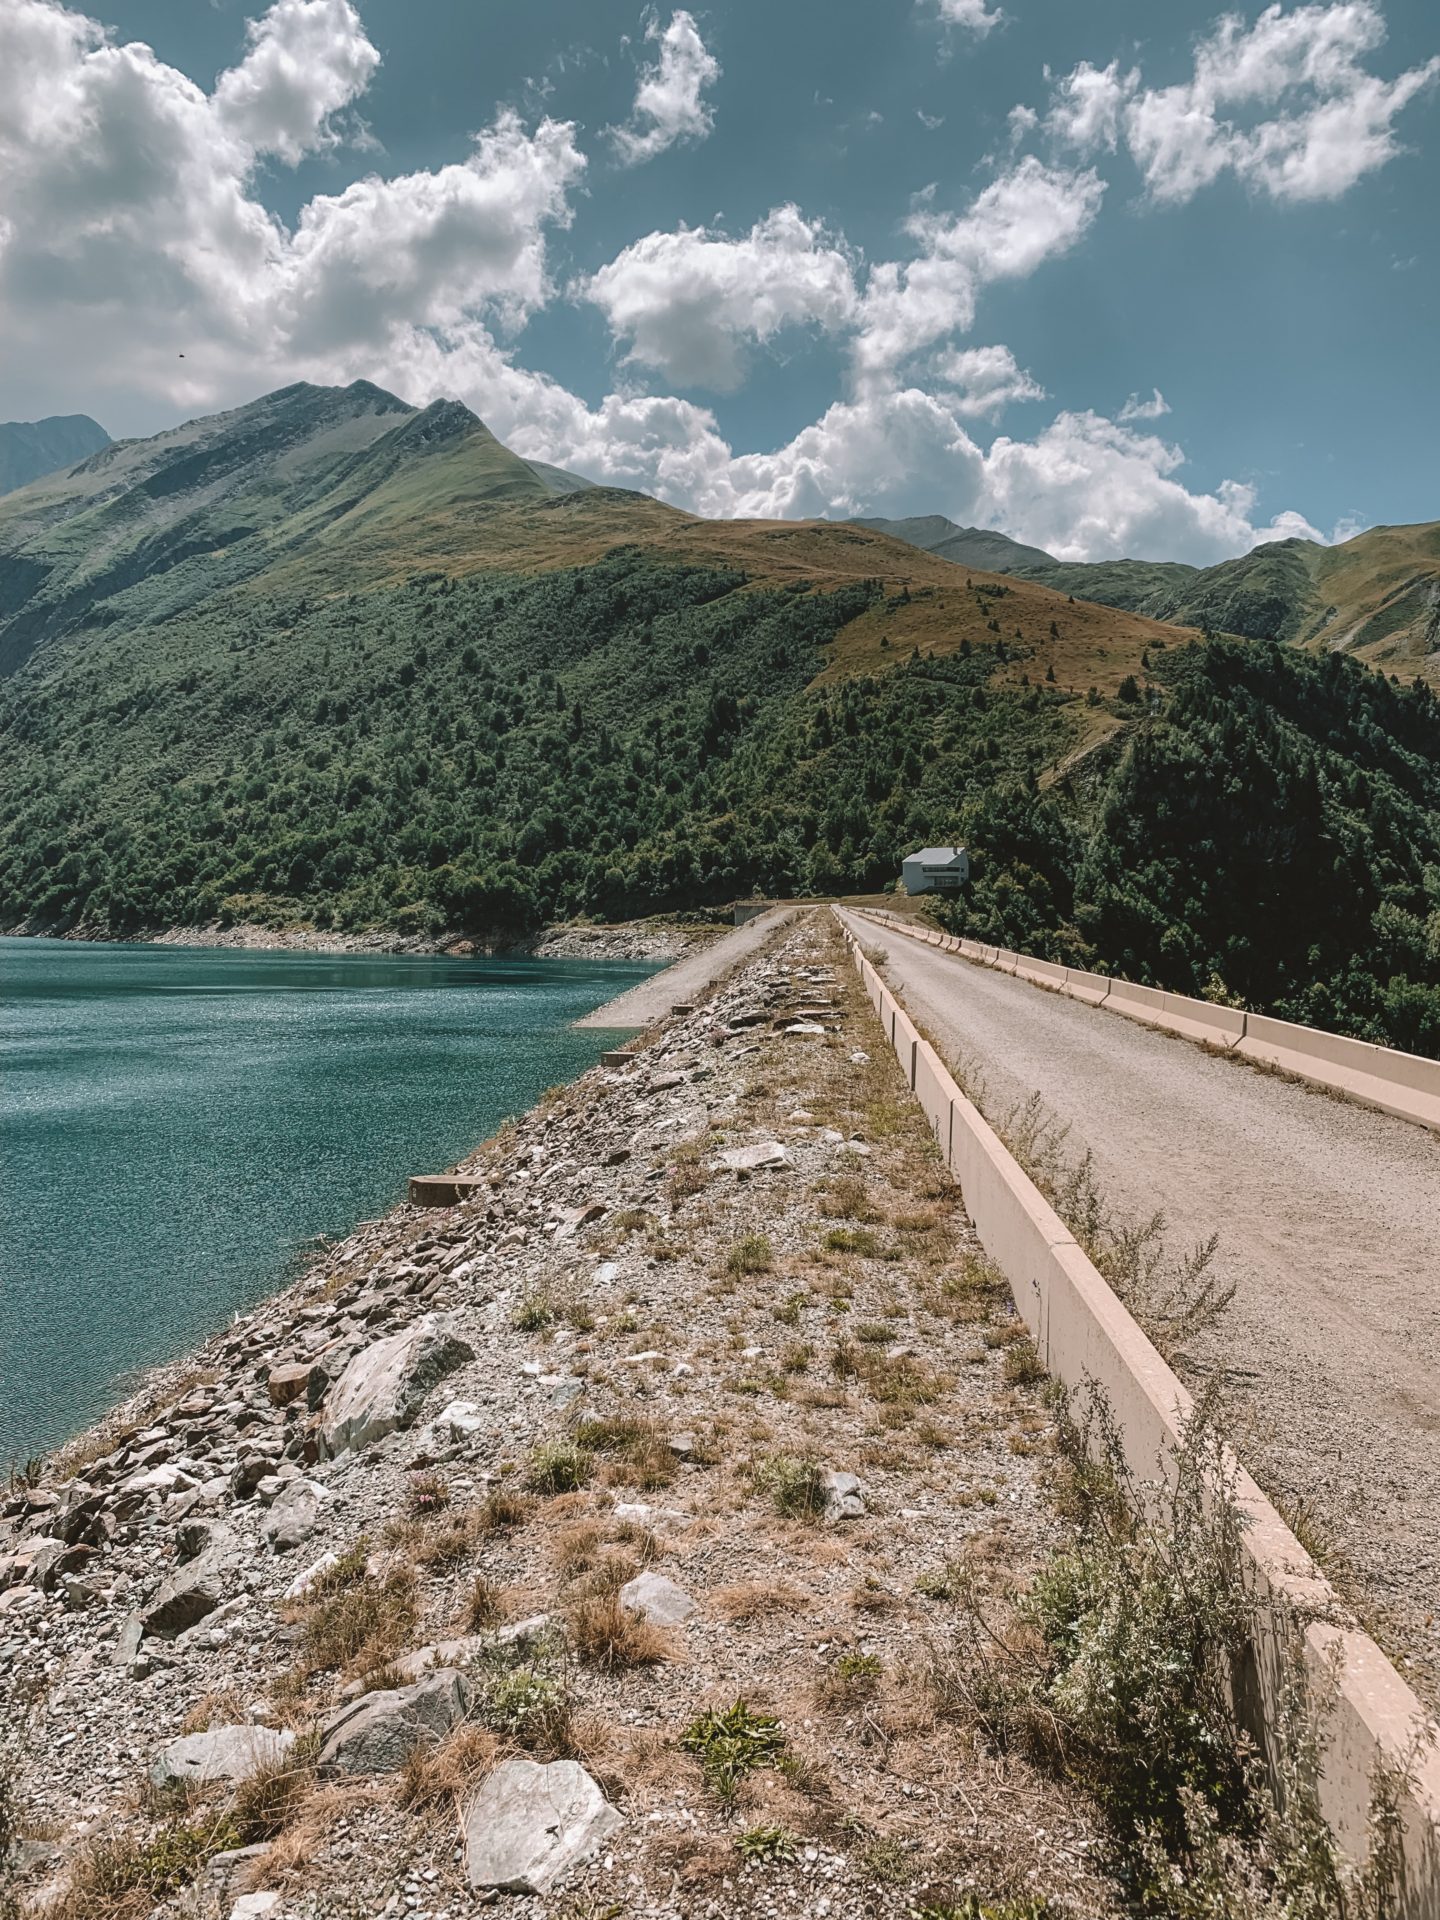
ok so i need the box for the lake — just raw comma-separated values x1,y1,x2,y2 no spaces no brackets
0,937,657,1465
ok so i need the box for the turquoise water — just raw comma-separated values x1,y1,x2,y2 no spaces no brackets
0,938,656,1464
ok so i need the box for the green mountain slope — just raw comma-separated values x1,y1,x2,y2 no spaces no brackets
852,514,1056,573
2,382,1439,1055
865,511,1440,670
0,414,110,497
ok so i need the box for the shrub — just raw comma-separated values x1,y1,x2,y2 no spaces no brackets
754,1453,827,1521
570,1591,671,1670
526,1441,592,1494
726,1234,774,1276
680,1701,786,1799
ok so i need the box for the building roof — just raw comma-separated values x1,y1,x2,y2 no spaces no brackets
905,846,967,864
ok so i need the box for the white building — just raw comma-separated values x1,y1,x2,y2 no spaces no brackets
900,846,970,895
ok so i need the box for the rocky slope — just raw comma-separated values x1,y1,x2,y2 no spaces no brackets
0,913,1118,1920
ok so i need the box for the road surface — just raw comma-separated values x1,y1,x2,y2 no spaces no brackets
841,909,1440,1709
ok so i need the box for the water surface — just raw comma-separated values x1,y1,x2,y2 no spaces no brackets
0,938,655,1463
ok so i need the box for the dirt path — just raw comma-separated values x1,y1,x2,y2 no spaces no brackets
840,909,1440,1710
574,907,795,1028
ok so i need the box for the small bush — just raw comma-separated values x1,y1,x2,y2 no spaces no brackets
1001,1339,1045,1389
464,1576,506,1631
470,1649,572,1752
477,1488,529,1532
823,1227,882,1257
738,1824,799,1864
570,1591,672,1670
680,1701,786,1799
726,1234,774,1276
526,1441,592,1494
300,1565,416,1674
406,1471,451,1517
512,1291,555,1333
754,1453,827,1521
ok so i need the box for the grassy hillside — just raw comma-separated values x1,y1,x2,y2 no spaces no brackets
4,379,1440,1054
864,510,1440,679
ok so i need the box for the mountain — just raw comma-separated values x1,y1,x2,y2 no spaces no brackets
861,512,1440,672
526,458,598,496
852,514,1057,573
0,414,110,497
1,378,1438,1055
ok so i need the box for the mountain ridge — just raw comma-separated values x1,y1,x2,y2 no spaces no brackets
0,413,111,497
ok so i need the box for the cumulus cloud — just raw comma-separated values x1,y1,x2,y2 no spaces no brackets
932,343,1045,415
1118,387,1170,421
982,411,1325,562
0,0,1331,569
852,157,1105,377
608,10,719,167
0,0,583,412
213,0,378,165
1044,2,1439,203
931,0,1003,36
580,205,857,390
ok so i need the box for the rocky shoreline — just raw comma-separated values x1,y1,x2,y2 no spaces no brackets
1,911,1119,1920
4,917,730,965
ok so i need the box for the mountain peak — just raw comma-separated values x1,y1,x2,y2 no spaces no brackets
0,413,111,497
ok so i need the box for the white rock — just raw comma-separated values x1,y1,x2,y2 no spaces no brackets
283,1550,340,1601
714,1141,791,1173
149,1725,293,1790
319,1313,476,1458
230,1895,282,1920
434,1398,487,1440
619,1571,697,1626
464,1757,623,1895
261,1478,332,1552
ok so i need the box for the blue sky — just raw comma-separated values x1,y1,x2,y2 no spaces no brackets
0,0,1435,560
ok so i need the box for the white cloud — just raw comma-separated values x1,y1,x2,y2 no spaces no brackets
932,343,1045,415
213,0,378,166
1118,387,1170,421
981,411,1324,563
852,157,1105,377
0,0,1333,571
581,206,857,389
930,0,1003,38
0,0,584,414
1044,2,1440,204
608,10,719,167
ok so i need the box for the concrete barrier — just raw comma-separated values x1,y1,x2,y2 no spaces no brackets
1239,1012,1440,1130
1014,955,1069,990
832,906,1440,1901
848,907,1440,1136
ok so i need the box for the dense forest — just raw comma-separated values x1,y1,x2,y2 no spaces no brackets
945,639,1440,1055
3,548,1440,1054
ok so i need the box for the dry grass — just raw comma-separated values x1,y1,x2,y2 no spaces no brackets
569,1591,674,1670
294,1563,418,1677
395,1725,498,1811
179,1688,249,1735
712,1581,814,1624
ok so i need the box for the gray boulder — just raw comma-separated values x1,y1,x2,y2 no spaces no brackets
261,1478,332,1551
149,1725,294,1791
319,1314,475,1458
463,1757,623,1895
317,1669,468,1775
618,1570,696,1626
139,1559,229,1639
821,1469,866,1520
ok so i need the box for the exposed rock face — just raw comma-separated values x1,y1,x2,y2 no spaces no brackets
319,1314,475,1457
149,1725,293,1790
316,1669,469,1775
463,1757,623,1894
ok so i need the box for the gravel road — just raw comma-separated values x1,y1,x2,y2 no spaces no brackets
840,909,1440,1710
574,907,795,1028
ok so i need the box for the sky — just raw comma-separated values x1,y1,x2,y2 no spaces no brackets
0,0,1436,563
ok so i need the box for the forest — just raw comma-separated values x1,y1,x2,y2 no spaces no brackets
3,550,1439,1054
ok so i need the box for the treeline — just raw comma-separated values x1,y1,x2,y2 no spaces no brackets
0,556,1063,940
5,554,1440,1054
943,639,1440,1056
